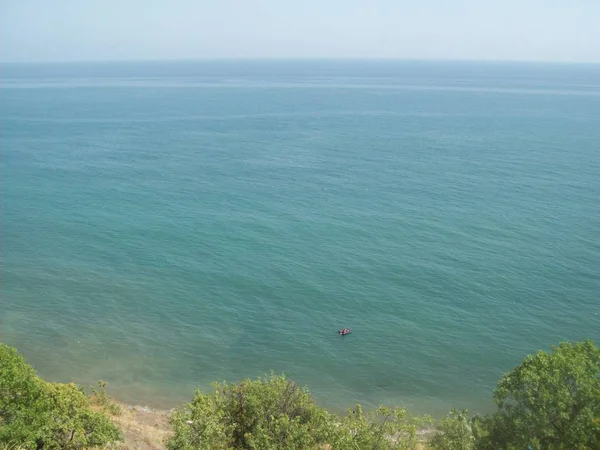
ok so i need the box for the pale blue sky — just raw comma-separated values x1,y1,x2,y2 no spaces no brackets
1,0,599,63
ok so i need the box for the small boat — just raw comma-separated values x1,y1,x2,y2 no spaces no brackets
338,328,352,336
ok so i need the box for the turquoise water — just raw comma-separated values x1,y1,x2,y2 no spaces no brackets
1,61,599,415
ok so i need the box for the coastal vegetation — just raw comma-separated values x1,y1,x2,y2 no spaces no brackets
1,340,598,449
0,344,121,449
168,374,427,450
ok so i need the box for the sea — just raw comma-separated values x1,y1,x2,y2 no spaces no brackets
1,60,599,416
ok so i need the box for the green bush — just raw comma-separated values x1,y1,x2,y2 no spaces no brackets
89,380,122,416
1,444,27,450
483,340,600,450
333,404,429,450
167,373,429,450
436,340,600,450
0,343,122,450
168,374,335,450
428,409,475,450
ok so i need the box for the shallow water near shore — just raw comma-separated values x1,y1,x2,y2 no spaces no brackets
1,60,599,416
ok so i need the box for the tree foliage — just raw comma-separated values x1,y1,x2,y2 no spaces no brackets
167,373,429,450
428,409,475,450
168,373,333,450
0,343,122,450
453,340,600,450
487,340,600,450
334,404,430,450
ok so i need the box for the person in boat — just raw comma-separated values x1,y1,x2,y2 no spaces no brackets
339,328,351,335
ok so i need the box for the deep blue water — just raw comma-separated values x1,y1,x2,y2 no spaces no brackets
1,60,599,415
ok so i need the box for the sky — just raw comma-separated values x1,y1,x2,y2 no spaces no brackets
1,0,599,63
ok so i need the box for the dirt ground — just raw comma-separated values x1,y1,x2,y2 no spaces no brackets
111,404,171,450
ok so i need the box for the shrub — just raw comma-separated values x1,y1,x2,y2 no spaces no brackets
168,373,429,450
89,380,122,416
333,404,430,450
428,409,475,450
0,343,122,449
485,340,600,450
168,373,336,450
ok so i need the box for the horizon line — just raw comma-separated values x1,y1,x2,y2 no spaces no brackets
2,56,600,66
